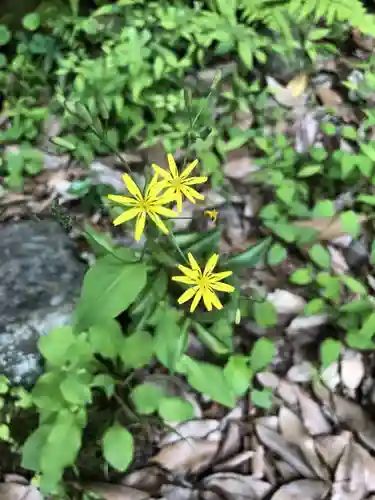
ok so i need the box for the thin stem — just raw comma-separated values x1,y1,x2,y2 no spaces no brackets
167,230,189,264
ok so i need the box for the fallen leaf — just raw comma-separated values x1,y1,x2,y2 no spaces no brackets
266,76,307,108
0,484,42,500
286,73,309,97
267,289,306,315
152,438,219,474
340,351,365,394
332,438,366,500
82,483,151,500
315,432,351,470
223,148,259,180
122,467,166,495
293,215,367,241
296,387,332,436
270,479,330,500
203,473,271,499
160,419,220,446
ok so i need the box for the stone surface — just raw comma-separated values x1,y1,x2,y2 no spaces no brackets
0,220,84,385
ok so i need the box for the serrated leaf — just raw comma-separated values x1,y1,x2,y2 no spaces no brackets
102,424,134,472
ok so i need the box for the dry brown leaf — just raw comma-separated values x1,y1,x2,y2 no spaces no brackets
274,460,299,481
122,467,166,495
266,76,307,108
316,87,344,107
267,290,306,316
315,432,351,470
0,484,42,500
160,419,219,446
152,438,219,474
213,450,254,472
332,438,366,500
159,485,196,500
340,351,365,394
223,148,259,180
83,483,151,500
293,215,367,242
270,479,330,500
203,473,271,500
216,421,242,462
296,387,332,436
256,424,315,478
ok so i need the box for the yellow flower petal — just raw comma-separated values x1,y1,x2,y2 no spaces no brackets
172,275,197,285
181,185,205,204
177,264,200,280
204,254,219,275
113,208,140,226
202,290,213,311
177,286,199,305
184,176,208,186
206,289,223,310
190,288,203,312
151,163,171,180
152,205,178,218
107,194,138,206
176,192,183,213
210,270,233,282
134,212,146,241
145,173,160,196
210,281,235,293
187,253,201,272
157,188,178,205
167,154,178,178
123,174,143,200
148,212,170,234
204,209,218,223
181,159,199,179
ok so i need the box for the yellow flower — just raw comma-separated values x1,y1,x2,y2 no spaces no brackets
172,252,235,312
152,154,208,213
204,209,218,223
107,174,177,241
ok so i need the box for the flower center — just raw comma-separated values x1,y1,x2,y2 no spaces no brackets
170,178,182,189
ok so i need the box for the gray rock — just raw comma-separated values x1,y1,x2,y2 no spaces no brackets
0,220,84,386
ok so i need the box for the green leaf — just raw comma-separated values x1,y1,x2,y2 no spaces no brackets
50,137,76,151
267,243,287,265
297,164,322,177
312,200,335,218
83,224,114,257
131,383,165,415
340,211,361,238
304,298,325,315
253,301,277,328
320,338,341,370
60,375,92,406
155,310,188,370
308,244,331,269
102,424,134,472
0,376,9,394
0,424,10,442
340,275,367,295
224,355,252,396
250,338,275,373
120,330,154,369
290,267,313,285
92,374,115,397
194,321,231,355
21,425,51,472
88,319,123,359
226,238,272,267
182,358,236,408
357,194,375,206
23,13,40,31
359,312,375,339
0,25,11,46
360,142,375,162
158,397,194,422
251,389,273,409
73,256,147,332
265,221,296,243
38,326,76,366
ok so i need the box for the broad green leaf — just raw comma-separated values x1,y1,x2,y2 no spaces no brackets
0,376,8,394
0,424,10,441
340,211,361,238
267,243,287,265
120,330,154,369
21,425,51,472
359,312,375,339
340,276,367,295
265,222,296,243
50,137,76,151
60,375,92,406
312,200,335,217
157,397,194,422
251,389,273,409
155,310,188,370
250,338,275,373
38,326,75,366
83,223,114,257
182,358,236,408
308,244,331,269
346,331,375,350
131,383,165,415
226,237,272,267
73,256,147,332
298,164,322,177
92,374,115,397
102,424,134,472
320,338,341,370
23,13,40,31
253,301,277,328
360,142,375,162
304,298,325,315
224,355,252,396
88,319,123,359
357,194,375,206
290,267,313,285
